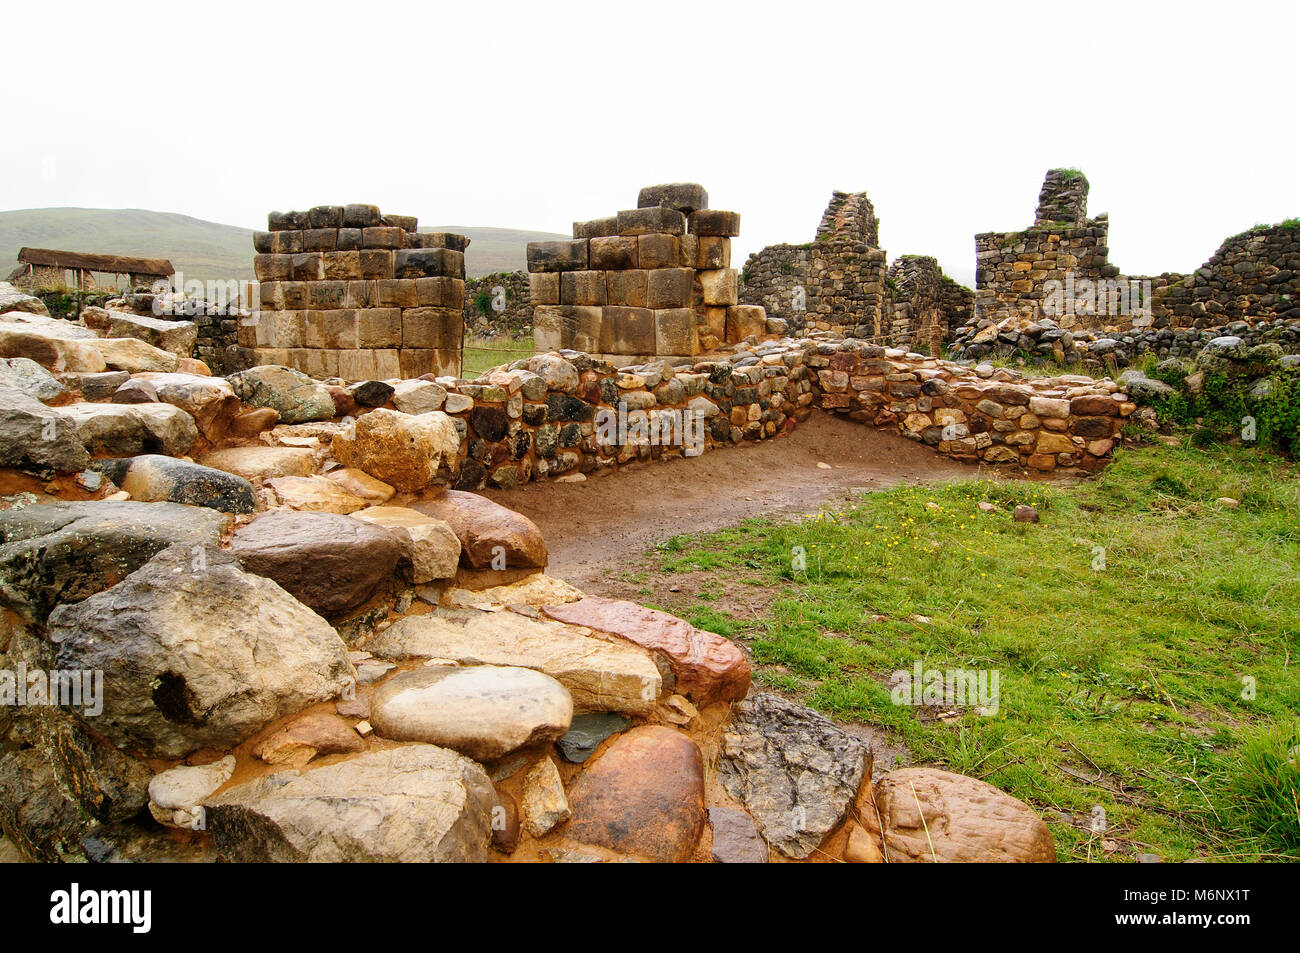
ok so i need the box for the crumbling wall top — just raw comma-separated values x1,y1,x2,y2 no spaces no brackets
1034,169,1090,226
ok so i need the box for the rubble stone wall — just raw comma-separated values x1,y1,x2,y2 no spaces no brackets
463,271,532,337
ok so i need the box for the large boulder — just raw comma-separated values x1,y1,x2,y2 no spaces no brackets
0,283,49,315
564,725,706,862
131,372,240,442
0,386,90,475
412,490,547,570
874,767,1056,863
0,748,89,861
58,401,198,457
367,609,661,714
0,324,106,372
0,499,228,624
370,665,573,761
119,455,256,513
199,445,317,482
717,693,871,859
105,313,197,358
330,408,460,491
230,510,404,615
89,337,179,374
226,365,335,424
0,357,67,403
348,505,461,583
542,597,749,705
17,707,152,826
46,545,355,760
206,745,496,862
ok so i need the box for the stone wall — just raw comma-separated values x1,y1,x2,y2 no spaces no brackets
240,204,467,380
463,270,532,337
1153,222,1300,325
409,333,1132,491
741,192,971,350
526,184,760,362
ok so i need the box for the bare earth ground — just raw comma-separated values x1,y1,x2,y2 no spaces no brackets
483,412,980,591
484,413,1083,774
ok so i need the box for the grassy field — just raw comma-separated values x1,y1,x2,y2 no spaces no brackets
461,333,535,379
648,442,1300,861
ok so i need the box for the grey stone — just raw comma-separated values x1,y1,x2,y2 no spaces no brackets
0,499,228,624
226,364,336,423
0,386,90,475
556,712,630,763
206,745,496,862
47,544,355,759
0,357,67,403
708,806,768,863
120,454,256,513
717,693,870,859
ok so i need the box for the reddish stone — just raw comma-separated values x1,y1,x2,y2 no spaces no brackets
327,385,356,417
230,407,279,436
542,596,750,705
564,726,705,862
412,490,547,570
1069,395,1118,416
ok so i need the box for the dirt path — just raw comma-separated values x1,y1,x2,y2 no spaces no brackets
482,413,976,591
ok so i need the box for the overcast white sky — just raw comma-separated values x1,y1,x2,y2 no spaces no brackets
3,0,1297,286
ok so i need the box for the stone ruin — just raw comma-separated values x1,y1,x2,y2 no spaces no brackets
244,204,468,380
525,184,766,361
740,191,972,353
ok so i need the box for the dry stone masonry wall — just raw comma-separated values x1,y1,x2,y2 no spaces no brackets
526,184,760,362
463,271,532,337
242,204,468,381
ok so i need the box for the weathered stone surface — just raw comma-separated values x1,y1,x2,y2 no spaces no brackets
264,474,368,513
323,467,395,503
0,283,50,315
19,706,153,826
331,408,460,491
112,378,158,403
843,820,883,863
718,693,870,859
874,767,1056,863
349,505,461,583
80,819,220,863
412,490,547,570
46,545,355,759
200,445,317,482
148,755,236,829
565,725,705,862
0,324,107,372
445,572,583,610
131,372,240,442
346,379,394,407
0,357,67,403
231,510,403,615
708,806,768,863
556,712,629,763
118,454,255,513
251,713,365,768
391,379,447,414
226,365,336,423
367,609,661,714
90,336,180,374
0,748,89,861
0,500,228,624
106,313,197,358
206,745,496,862
59,401,198,457
521,755,570,837
542,597,750,705
371,665,572,761
0,386,90,474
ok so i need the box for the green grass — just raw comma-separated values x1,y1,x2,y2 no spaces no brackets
657,443,1300,861
462,332,535,379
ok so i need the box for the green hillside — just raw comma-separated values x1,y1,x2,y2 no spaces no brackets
0,208,567,283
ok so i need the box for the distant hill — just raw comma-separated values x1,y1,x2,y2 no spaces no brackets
0,208,568,283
